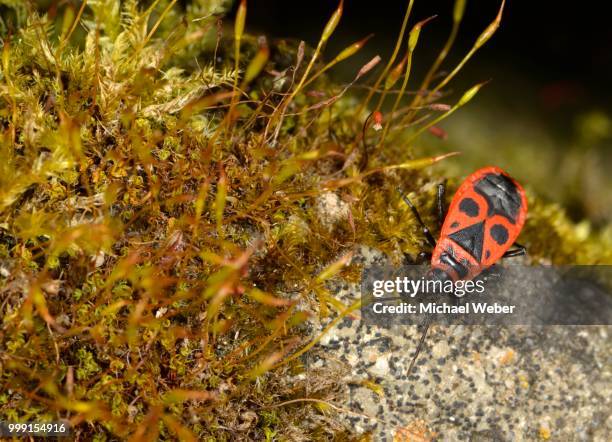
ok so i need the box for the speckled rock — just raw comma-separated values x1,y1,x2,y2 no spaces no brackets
307,246,611,441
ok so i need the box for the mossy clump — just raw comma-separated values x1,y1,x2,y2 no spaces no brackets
0,1,609,440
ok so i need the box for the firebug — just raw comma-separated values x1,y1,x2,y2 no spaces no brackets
399,166,528,372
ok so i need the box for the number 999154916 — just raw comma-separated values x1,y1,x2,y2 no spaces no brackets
0,421,71,437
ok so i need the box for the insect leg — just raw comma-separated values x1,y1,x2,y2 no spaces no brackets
437,181,446,229
406,313,432,377
397,189,437,248
503,242,527,258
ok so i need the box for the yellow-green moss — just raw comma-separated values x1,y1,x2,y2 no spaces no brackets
0,1,609,440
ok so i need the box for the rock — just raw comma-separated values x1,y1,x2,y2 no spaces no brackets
316,192,349,230
312,247,612,440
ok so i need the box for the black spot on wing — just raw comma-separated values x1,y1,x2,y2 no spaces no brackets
474,173,522,223
485,250,491,259
448,221,485,262
459,197,479,217
490,224,509,245
450,221,460,229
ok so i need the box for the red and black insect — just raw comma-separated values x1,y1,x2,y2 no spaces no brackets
399,166,528,372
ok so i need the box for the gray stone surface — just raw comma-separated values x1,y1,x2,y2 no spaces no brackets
307,247,612,441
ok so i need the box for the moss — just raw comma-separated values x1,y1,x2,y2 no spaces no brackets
521,192,611,265
0,0,609,440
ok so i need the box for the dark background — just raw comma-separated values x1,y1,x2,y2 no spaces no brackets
240,0,612,124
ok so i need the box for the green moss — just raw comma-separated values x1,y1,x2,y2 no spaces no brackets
76,348,102,380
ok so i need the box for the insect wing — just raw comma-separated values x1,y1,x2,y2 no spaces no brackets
437,166,527,271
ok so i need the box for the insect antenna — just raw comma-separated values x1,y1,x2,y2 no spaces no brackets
397,188,437,248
